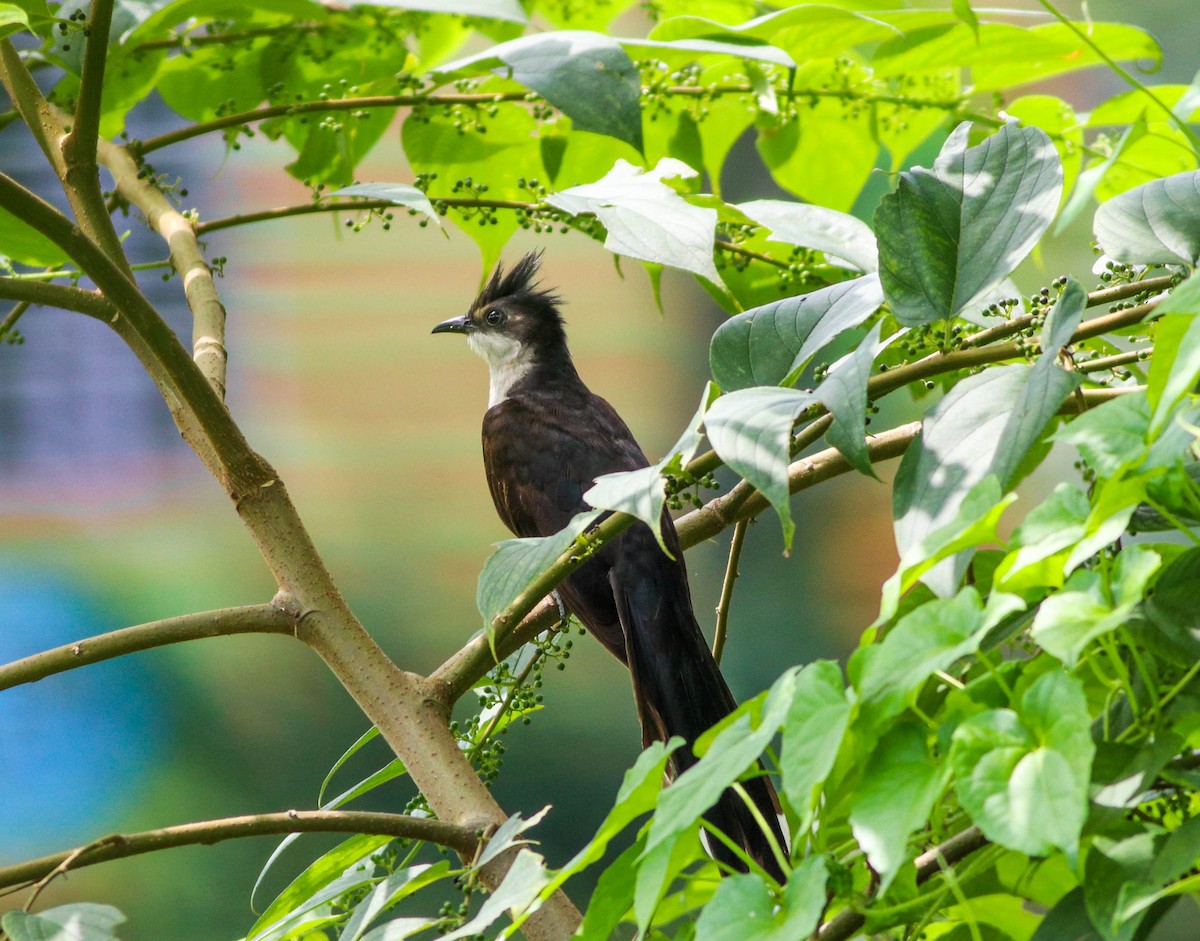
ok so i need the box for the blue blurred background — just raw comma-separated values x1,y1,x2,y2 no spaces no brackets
2,1,1198,937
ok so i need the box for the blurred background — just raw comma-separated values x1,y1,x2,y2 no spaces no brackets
1,1,1198,937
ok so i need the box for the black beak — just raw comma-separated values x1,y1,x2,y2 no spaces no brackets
432,314,471,335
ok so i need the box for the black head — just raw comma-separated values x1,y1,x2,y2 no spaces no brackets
432,252,569,365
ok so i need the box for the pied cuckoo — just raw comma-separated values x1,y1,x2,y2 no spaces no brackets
433,252,787,880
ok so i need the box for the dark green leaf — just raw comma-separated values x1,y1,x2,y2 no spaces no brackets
1094,170,1200,266
1142,547,1200,655
575,836,644,941
708,275,884,391
849,723,943,892
548,159,722,285
1031,888,1103,941
439,31,642,150
875,122,1063,325
1042,278,1087,352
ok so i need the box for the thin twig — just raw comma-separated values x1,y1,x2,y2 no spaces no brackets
0,810,480,894
1079,348,1150,373
714,521,749,664
0,603,297,692
0,276,113,320
0,299,30,338
817,827,988,941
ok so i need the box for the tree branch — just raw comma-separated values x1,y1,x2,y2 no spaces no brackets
0,603,297,692
133,91,533,156
0,810,480,893
59,0,129,271
0,39,67,178
816,827,988,941
95,133,230,397
712,519,748,665
0,276,112,319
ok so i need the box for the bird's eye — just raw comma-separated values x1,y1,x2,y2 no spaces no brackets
484,309,505,326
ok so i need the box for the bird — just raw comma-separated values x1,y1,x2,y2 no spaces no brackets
433,251,788,882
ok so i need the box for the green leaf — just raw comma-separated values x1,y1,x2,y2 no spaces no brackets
1054,392,1151,479
584,383,717,555
993,483,1090,590
327,183,441,227
879,477,1016,625
575,836,644,941
756,67,878,212
619,35,795,71
1146,273,1200,436
1055,118,1145,235
893,363,1077,594
1094,170,1200,266
708,275,884,391
703,386,816,547
339,865,444,941
0,3,29,39
1032,549,1161,666
735,200,878,273
440,849,550,941
248,835,394,940
1085,817,1200,941
694,855,828,941
1032,888,1102,941
475,807,550,868
476,508,601,630
357,917,438,941
364,0,526,21
0,206,69,267
547,158,723,286
157,42,266,122
855,587,986,723
644,668,797,859
2,905,125,941
951,0,979,40
780,660,851,831
318,726,380,805
875,121,1063,325
818,322,893,477
1143,547,1200,655
401,107,537,271
849,723,944,893
951,672,1093,858
438,31,642,151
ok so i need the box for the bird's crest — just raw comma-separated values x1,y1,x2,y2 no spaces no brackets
472,251,563,318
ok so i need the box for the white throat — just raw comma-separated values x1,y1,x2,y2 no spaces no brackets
468,331,536,408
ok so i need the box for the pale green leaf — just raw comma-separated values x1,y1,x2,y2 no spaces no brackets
735,200,878,273
547,158,723,286
1094,170,1200,266
329,183,441,227
694,855,828,941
